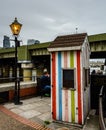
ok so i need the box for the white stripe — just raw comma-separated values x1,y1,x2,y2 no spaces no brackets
68,90,72,122
55,52,59,119
62,90,65,121
67,51,72,122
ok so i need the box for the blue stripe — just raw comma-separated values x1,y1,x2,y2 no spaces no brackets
58,52,62,120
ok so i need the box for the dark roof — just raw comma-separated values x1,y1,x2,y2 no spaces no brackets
48,33,87,48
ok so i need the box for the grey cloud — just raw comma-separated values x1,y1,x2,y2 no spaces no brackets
0,0,106,45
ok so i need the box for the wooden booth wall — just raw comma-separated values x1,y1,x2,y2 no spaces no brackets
51,50,86,124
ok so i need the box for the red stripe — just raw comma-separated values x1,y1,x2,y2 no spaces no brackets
52,52,56,119
77,51,82,124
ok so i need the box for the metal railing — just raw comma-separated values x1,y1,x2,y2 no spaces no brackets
99,85,106,130
0,76,37,83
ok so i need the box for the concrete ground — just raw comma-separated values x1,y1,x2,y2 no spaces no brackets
2,96,100,130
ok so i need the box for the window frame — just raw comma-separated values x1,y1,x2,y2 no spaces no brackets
83,67,90,88
62,68,76,90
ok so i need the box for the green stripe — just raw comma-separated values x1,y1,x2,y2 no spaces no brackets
70,51,75,122
70,51,74,68
71,91,75,122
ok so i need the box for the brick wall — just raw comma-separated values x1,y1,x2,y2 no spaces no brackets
9,87,37,101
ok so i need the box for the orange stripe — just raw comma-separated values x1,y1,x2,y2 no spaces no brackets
65,90,68,121
64,51,67,67
64,52,68,121
77,51,82,124
52,52,56,119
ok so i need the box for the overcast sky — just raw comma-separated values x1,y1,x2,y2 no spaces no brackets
0,0,106,46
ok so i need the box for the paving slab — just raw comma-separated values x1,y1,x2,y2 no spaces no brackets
19,109,41,119
83,115,99,130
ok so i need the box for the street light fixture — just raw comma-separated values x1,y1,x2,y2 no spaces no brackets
10,17,22,105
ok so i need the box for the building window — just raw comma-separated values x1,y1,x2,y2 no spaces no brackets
83,68,90,87
63,69,76,89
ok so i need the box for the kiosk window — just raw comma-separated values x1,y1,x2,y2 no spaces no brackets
63,69,75,89
83,68,90,87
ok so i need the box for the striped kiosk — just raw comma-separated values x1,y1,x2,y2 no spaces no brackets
48,33,91,126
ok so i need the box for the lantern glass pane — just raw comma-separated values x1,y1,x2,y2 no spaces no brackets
10,18,22,35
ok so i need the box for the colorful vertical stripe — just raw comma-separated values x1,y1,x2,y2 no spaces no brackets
63,52,68,122
58,52,62,120
70,51,75,123
77,51,82,124
51,52,56,119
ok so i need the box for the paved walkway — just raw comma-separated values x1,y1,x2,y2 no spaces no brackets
0,96,100,130
0,110,36,130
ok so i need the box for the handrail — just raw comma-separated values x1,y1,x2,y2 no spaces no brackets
0,76,37,82
99,86,106,130
0,76,36,79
